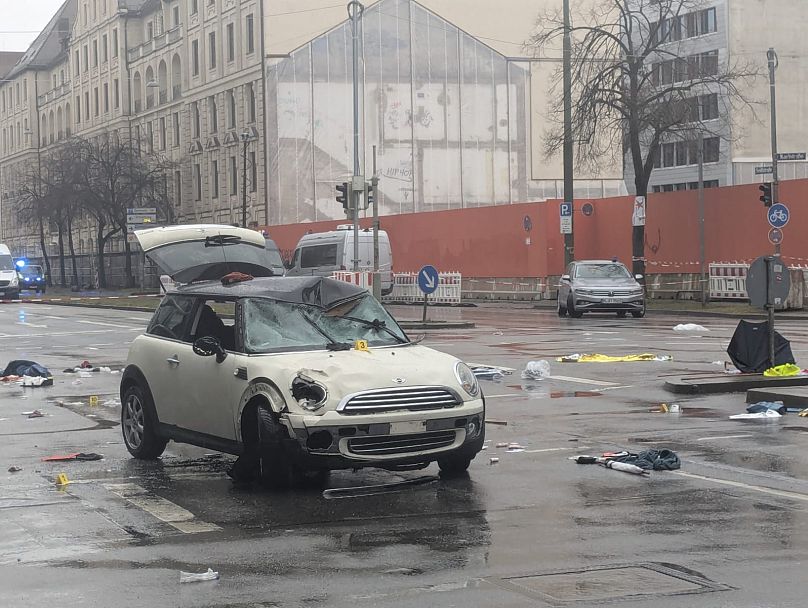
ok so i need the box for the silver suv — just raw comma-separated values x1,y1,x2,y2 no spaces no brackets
557,260,645,318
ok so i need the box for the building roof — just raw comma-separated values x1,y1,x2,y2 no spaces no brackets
5,0,76,79
0,52,25,79
118,0,161,13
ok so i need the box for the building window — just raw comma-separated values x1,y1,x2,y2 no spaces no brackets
103,83,109,113
209,32,217,69
147,21,154,40
191,40,199,76
675,141,689,166
147,121,154,152
76,95,81,123
114,79,120,108
93,40,98,67
83,45,89,72
112,29,118,58
250,150,257,192
160,117,166,150
84,92,90,119
661,142,675,168
208,96,218,133
173,6,180,27
75,50,80,74
227,90,236,129
701,93,719,120
211,159,219,198
173,112,180,146
191,0,199,14
94,88,99,116
174,170,182,207
227,23,235,63
246,83,255,123
230,155,237,194
703,136,720,163
102,34,108,63
191,101,200,138
193,163,201,200
246,14,255,55
699,51,719,76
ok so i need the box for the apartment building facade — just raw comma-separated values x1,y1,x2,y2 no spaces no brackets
0,0,265,259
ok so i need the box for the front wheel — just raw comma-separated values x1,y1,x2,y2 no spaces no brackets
567,295,583,318
557,301,567,317
631,303,646,318
121,384,167,459
437,454,472,477
617,311,627,318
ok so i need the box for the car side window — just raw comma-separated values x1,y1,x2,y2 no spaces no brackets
147,296,196,342
190,299,237,351
301,244,337,268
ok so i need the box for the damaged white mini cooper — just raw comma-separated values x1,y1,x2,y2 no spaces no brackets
121,225,485,486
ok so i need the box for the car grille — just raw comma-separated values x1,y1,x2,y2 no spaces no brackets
346,430,458,456
0,281,8,287
338,386,461,414
588,289,636,297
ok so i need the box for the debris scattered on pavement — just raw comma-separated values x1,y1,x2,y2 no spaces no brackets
79,361,93,369
469,363,514,381
72,379,83,385
729,410,782,420
521,360,551,379
8,466,22,473
572,449,680,474
382,567,423,576
495,442,508,448
179,568,220,583
23,410,44,418
572,455,649,476
763,363,802,377
322,475,437,499
42,453,103,462
657,403,680,413
78,371,93,378
557,353,672,363
493,331,504,336
1,360,53,386
727,320,794,373
485,419,508,426
103,399,121,407
746,401,786,415
489,457,499,465
55,473,70,486
673,323,709,332
799,409,808,417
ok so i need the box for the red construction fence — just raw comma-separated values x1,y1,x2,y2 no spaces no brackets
262,179,808,279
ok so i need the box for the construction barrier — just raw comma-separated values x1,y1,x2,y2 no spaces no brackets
709,264,748,300
382,272,463,304
330,271,374,290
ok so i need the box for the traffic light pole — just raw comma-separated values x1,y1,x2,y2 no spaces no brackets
371,145,381,301
768,48,780,256
562,0,574,266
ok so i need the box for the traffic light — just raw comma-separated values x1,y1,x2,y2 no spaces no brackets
759,182,772,207
336,181,349,211
364,181,375,210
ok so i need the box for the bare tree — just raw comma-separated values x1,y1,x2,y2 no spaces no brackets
528,0,760,274
16,165,55,287
76,133,173,288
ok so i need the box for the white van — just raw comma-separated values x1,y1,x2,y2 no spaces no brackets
0,245,20,300
286,226,394,295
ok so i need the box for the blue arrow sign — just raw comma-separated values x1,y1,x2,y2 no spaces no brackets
417,265,439,295
768,203,789,228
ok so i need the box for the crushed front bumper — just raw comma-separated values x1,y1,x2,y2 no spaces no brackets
280,398,486,470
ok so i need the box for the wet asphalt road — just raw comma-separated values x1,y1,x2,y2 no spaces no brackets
1,302,808,607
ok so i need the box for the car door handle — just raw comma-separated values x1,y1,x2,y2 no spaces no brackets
166,356,180,366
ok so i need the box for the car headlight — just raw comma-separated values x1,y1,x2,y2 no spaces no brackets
9,276,18,286
576,289,592,295
454,361,480,398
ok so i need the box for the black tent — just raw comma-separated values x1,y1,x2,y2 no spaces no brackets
727,320,795,373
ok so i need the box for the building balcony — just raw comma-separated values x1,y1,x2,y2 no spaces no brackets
37,83,71,105
127,26,182,62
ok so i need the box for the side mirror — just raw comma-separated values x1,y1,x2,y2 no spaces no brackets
193,336,228,363
635,274,644,280
561,274,571,282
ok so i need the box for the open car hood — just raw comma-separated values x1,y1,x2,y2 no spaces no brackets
135,224,276,283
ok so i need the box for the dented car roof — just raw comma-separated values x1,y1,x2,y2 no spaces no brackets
171,276,368,310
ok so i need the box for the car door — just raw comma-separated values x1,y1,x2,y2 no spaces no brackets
171,298,242,442
139,295,198,428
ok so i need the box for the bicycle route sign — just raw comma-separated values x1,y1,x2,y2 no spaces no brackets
767,203,790,229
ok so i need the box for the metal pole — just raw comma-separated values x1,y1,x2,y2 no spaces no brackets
766,257,775,367
562,0,574,266
349,1,364,272
768,48,780,256
697,132,706,307
371,144,381,301
242,135,248,227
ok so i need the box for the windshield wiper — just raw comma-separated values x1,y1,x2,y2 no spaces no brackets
339,316,409,343
299,310,352,351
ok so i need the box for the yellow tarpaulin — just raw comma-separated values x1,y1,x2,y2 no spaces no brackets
763,363,802,377
557,353,673,363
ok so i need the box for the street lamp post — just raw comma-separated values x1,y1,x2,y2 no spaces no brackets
240,131,250,228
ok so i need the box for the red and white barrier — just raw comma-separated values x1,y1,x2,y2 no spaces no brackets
709,264,748,300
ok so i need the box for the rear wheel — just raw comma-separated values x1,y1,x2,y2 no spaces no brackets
121,384,167,459
567,295,583,318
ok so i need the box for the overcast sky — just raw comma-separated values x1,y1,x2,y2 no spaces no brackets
1,1,67,52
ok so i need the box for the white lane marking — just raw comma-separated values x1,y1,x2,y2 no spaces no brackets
598,385,634,391
695,434,754,442
548,375,620,387
77,320,137,329
16,322,48,328
673,471,808,503
104,482,220,534
0,328,140,339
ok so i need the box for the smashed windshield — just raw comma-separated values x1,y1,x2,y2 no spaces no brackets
575,263,631,279
243,294,408,353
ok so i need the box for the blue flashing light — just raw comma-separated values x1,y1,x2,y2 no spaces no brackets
15,259,26,268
